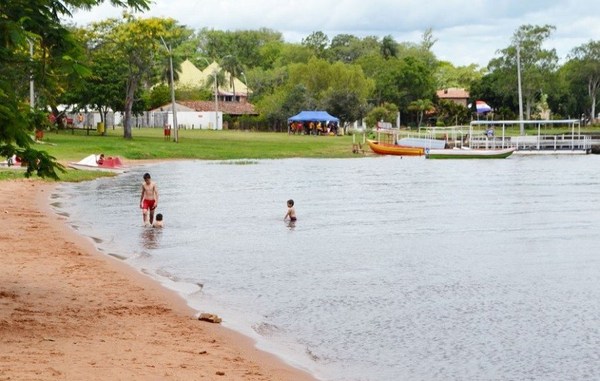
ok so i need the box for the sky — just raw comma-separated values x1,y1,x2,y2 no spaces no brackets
70,0,599,67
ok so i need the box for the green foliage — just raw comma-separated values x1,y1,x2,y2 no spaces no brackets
408,99,435,127
567,40,600,120
435,61,486,90
358,54,436,111
89,16,188,138
196,28,283,69
256,58,373,129
148,84,171,109
365,103,398,128
321,90,367,127
435,100,471,126
488,24,558,119
380,35,398,59
301,31,329,58
174,85,212,102
220,55,245,99
0,0,149,178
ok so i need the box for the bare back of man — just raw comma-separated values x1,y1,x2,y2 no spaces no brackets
140,173,159,226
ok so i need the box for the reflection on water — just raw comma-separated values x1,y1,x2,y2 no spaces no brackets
54,156,600,381
286,220,296,230
140,227,162,250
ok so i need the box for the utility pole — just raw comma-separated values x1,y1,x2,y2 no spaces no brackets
214,69,219,129
516,43,524,135
240,71,248,100
160,36,178,142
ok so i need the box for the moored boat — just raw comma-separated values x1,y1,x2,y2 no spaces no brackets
68,154,127,172
426,147,516,159
367,140,425,156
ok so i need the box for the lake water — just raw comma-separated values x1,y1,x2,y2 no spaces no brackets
52,155,600,381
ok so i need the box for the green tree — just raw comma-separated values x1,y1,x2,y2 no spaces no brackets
408,99,434,128
435,100,471,126
329,34,362,63
148,84,171,109
65,27,132,134
91,16,187,139
568,40,600,121
435,61,486,90
358,54,436,112
380,35,398,59
287,58,373,104
365,103,398,128
549,60,587,118
257,84,315,131
301,31,329,58
220,54,245,101
321,90,366,128
197,28,283,68
0,0,149,177
488,24,558,119
420,28,437,51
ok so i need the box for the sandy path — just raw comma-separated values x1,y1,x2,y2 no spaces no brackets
0,180,316,381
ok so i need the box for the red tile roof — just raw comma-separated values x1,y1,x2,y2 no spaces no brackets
436,88,470,99
179,101,257,116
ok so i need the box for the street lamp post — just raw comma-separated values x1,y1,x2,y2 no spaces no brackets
213,69,219,129
160,36,178,143
516,42,524,136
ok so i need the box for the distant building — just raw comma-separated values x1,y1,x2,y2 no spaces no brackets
176,59,251,104
153,59,257,129
436,88,470,107
150,101,257,130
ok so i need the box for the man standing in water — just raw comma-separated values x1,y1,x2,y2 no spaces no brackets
140,173,158,226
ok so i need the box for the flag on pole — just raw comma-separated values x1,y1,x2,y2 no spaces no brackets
476,100,492,114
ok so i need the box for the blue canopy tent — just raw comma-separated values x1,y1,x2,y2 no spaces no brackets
287,111,340,134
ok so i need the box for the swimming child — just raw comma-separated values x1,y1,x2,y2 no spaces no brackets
284,199,297,221
152,213,163,228
140,173,158,226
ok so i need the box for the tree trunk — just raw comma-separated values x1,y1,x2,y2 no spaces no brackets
101,109,108,136
123,76,139,139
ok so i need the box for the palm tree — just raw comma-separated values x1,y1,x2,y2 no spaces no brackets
220,55,245,101
203,67,226,97
408,99,435,128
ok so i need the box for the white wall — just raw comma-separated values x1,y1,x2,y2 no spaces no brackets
67,111,122,128
167,111,222,130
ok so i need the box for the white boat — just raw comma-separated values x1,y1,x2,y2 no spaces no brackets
426,147,516,159
397,137,446,149
0,155,27,170
68,154,128,173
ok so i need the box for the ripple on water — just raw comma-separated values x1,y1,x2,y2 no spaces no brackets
54,156,600,381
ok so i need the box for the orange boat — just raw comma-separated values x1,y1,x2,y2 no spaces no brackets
366,140,425,156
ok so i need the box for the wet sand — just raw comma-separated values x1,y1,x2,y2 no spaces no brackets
0,180,316,381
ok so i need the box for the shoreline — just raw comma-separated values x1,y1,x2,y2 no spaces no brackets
0,179,317,381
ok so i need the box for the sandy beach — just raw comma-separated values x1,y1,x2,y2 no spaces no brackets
0,180,316,381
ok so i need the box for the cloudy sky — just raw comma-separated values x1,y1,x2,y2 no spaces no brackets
71,0,599,67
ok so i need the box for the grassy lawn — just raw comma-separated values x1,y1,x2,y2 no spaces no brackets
1,128,362,182
4,125,598,182
36,128,359,161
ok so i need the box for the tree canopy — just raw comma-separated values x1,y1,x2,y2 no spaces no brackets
0,0,149,177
